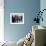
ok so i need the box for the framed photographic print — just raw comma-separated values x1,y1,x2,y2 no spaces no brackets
10,13,24,24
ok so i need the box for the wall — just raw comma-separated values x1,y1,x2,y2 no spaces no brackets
40,0,46,27
4,0,40,42
0,0,4,42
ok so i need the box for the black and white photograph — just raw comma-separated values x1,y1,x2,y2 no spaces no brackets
10,13,24,24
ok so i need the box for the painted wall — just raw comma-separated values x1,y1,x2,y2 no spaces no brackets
40,0,46,27
4,0,40,42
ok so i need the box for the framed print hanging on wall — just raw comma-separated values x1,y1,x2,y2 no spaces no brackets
10,13,24,24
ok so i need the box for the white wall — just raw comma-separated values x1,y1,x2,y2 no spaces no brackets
0,0,4,42
40,0,46,27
